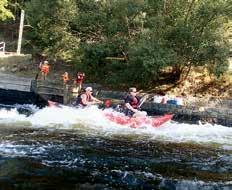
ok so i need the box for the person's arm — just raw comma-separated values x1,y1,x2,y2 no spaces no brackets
81,94,93,105
125,103,138,113
124,96,138,113
91,96,103,104
39,62,42,69
81,94,103,105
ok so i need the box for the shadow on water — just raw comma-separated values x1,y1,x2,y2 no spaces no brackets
0,126,231,190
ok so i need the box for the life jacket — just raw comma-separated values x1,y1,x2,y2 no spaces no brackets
76,72,85,84
124,95,140,109
62,73,69,83
131,96,139,109
76,93,92,106
41,64,50,74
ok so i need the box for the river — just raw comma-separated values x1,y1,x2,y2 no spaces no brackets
0,105,231,189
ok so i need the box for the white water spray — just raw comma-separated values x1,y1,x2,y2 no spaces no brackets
0,105,231,148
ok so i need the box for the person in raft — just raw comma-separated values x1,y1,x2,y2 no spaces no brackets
75,87,103,107
123,87,147,117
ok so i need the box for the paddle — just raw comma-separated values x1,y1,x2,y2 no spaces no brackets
138,94,149,108
131,94,150,117
102,94,149,112
95,99,111,110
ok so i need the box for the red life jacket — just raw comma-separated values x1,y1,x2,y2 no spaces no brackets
131,96,139,109
76,73,85,84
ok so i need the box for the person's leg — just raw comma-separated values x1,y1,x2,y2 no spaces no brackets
72,86,78,97
77,83,82,93
123,109,133,117
133,111,147,117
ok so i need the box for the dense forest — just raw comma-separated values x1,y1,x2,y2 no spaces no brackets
0,0,231,89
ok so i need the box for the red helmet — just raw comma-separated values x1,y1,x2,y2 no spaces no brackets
104,99,111,108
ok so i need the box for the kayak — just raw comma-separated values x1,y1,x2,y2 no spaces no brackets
48,100,173,128
104,112,173,128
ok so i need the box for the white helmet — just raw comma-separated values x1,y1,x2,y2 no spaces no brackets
85,87,93,91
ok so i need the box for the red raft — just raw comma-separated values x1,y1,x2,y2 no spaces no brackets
104,112,173,128
48,100,173,128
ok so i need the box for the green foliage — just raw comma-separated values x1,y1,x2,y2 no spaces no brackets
21,0,231,88
163,0,231,77
128,35,177,86
0,0,14,21
24,0,79,61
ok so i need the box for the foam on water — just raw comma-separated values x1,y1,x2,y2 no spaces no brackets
0,108,28,123
0,105,232,147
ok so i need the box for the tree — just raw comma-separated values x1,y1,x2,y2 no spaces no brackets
0,0,14,21
25,0,79,61
23,0,232,88
76,0,231,87
162,0,231,79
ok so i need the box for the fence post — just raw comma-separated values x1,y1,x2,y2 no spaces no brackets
0,42,5,54
17,10,25,55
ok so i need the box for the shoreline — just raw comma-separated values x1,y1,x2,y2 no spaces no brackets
0,72,231,127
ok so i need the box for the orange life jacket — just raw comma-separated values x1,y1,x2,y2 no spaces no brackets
62,73,69,83
41,64,50,74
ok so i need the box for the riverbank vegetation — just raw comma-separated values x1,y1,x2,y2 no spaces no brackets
1,0,232,95
0,0,14,21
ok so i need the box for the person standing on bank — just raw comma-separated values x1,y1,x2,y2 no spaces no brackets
62,72,69,84
124,87,147,117
75,87,103,107
39,60,50,80
75,72,85,93
72,72,85,98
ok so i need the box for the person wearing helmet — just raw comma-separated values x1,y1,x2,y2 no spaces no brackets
62,72,69,84
123,87,147,117
75,87,103,107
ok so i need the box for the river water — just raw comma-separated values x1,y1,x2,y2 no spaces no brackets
0,105,231,189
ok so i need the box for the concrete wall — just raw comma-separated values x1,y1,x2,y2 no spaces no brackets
0,88,48,107
0,54,32,65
